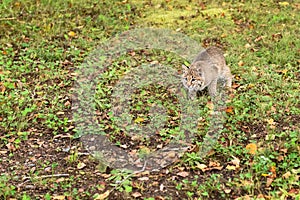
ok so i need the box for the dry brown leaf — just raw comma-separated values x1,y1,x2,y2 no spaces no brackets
77,162,86,169
94,190,110,200
266,177,273,187
196,163,208,171
226,106,234,114
138,176,149,181
206,101,214,110
56,177,65,183
177,171,189,177
257,194,265,198
209,161,221,167
230,156,240,167
282,171,291,179
0,150,8,154
131,192,142,198
155,196,165,200
234,195,251,200
238,61,244,66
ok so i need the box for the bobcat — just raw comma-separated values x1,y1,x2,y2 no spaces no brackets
181,46,232,99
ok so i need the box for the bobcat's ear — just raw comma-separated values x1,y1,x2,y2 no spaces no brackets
182,64,189,71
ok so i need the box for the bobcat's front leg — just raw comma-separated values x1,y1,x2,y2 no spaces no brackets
188,90,197,100
208,80,217,97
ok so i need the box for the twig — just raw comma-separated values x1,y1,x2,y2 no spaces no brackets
22,173,69,181
0,17,16,21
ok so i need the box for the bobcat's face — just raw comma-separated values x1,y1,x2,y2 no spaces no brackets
181,65,204,92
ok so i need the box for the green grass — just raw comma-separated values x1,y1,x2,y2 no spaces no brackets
0,0,299,199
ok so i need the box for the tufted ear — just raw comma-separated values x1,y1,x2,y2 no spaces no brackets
182,64,189,71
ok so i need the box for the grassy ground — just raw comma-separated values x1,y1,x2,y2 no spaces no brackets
0,0,299,199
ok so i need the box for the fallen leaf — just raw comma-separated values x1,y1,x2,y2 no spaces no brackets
224,189,231,194
257,194,265,198
209,161,221,167
277,155,284,162
6,143,16,151
226,106,234,114
279,1,289,6
196,163,208,171
206,101,214,110
68,31,76,37
245,143,257,155
134,117,145,123
138,176,149,181
282,171,291,179
56,178,65,183
53,196,66,200
267,118,275,125
254,36,264,42
94,190,110,200
234,195,251,200
280,148,288,153
0,150,8,154
230,156,240,167
77,162,86,169
160,183,164,191
266,177,273,187
288,188,299,195
177,171,189,177
244,43,251,48
238,61,244,66
226,165,236,170
211,166,223,170
131,192,142,198
269,166,276,173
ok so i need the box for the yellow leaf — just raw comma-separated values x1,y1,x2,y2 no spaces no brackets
267,118,275,125
226,165,236,170
94,190,110,200
134,117,144,123
245,143,257,155
279,2,289,6
68,31,76,37
53,196,66,200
